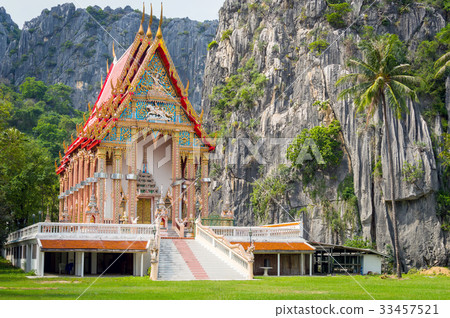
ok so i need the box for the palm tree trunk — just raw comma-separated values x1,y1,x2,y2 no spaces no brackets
382,93,402,279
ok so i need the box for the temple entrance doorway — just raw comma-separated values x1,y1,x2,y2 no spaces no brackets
137,199,152,224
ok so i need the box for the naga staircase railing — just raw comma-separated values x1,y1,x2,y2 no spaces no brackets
195,219,254,279
150,216,161,280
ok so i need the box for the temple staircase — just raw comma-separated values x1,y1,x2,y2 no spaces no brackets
157,238,247,280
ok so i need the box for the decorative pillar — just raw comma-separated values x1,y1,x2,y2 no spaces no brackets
83,152,90,223
77,154,84,223
67,165,73,222
171,132,181,223
186,153,195,220
127,128,138,223
59,177,64,221
200,153,210,217
113,148,123,224
96,148,106,223
74,156,80,223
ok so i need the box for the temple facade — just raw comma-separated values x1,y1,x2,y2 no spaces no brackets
56,7,214,229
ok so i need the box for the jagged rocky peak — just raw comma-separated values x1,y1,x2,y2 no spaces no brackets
0,3,218,110
201,0,448,269
0,7,20,60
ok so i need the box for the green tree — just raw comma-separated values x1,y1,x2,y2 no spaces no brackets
19,77,47,100
336,34,421,278
434,51,450,79
286,120,343,184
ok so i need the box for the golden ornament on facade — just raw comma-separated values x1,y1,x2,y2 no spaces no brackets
138,3,145,35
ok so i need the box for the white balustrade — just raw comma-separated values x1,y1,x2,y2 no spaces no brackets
6,222,158,243
209,226,302,238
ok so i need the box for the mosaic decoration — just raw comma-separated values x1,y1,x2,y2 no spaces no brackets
193,135,202,148
119,102,133,119
103,127,118,142
119,127,132,142
179,131,191,147
135,54,177,98
179,109,190,124
136,101,147,120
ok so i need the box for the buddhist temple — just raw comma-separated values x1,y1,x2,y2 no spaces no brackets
56,4,214,228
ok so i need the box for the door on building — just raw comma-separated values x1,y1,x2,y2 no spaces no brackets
137,199,152,224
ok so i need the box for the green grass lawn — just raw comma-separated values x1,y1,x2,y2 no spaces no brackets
0,257,449,300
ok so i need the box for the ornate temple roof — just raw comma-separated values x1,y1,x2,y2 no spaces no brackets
57,4,214,174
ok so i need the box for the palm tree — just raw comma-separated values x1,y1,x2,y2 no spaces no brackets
434,51,450,79
336,34,421,278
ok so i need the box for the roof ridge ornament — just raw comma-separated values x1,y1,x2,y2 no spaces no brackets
146,4,153,38
138,3,145,35
112,41,117,63
156,2,163,39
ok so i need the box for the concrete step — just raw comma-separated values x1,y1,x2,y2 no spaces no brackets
157,238,248,281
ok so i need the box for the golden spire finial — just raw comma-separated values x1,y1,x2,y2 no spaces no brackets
88,102,92,113
63,141,67,152
106,59,109,73
138,3,145,35
59,151,63,161
55,160,58,170
185,80,189,96
146,4,153,38
156,2,163,39
112,41,116,61
100,73,103,89
83,113,86,122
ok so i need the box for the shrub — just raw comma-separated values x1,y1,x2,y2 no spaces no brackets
221,29,232,41
207,40,218,50
402,159,424,184
308,39,329,55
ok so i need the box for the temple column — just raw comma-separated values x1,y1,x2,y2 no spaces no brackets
96,148,106,223
200,153,209,217
171,131,181,222
67,165,73,222
74,156,80,223
63,175,68,221
113,148,123,224
59,177,64,221
127,128,138,223
83,153,90,223
186,153,195,220
77,154,83,223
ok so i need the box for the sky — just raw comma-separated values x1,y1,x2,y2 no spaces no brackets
1,0,225,28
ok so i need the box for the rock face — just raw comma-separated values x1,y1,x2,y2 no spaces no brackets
0,4,217,110
0,7,19,62
201,0,448,269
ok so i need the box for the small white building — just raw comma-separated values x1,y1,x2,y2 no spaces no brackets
2,222,156,277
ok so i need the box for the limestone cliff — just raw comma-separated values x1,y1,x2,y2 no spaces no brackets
0,3,217,110
201,0,449,269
